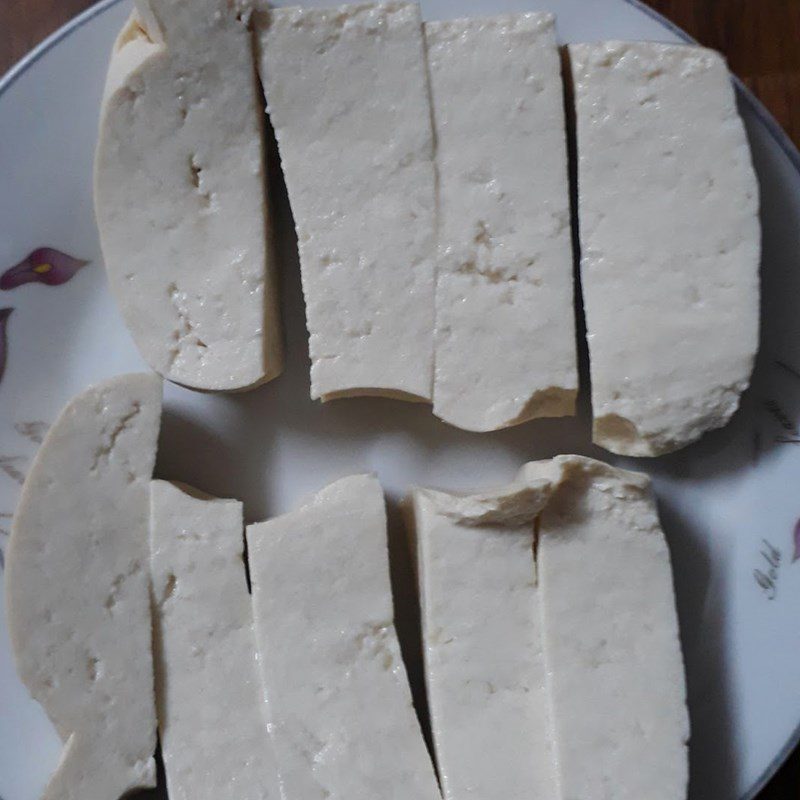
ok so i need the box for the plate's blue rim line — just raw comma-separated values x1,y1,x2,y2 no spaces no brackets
0,0,799,797
0,0,125,98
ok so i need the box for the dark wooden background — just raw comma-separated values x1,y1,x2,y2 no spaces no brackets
2,0,800,797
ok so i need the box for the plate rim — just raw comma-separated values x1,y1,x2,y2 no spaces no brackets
1,0,799,797
0,0,122,99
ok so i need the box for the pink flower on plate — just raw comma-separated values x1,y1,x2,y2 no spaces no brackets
1,248,89,290
793,518,800,563
0,308,12,384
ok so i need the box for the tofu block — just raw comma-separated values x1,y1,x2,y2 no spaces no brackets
247,474,440,800
522,455,690,800
426,14,577,431
95,1,282,391
569,42,760,455
409,476,560,800
255,3,436,401
150,481,281,800
412,455,689,800
4,374,162,800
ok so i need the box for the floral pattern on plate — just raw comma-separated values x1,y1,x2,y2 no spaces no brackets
0,307,11,385
0,248,90,388
0,247,89,290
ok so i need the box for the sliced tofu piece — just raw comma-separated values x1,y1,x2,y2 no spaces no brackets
247,474,440,800
426,14,577,431
521,455,690,800
95,1,282,392
254,3,436,402
150,481,281,800
409,476,559,800
569,42,760,455
4,374,162,800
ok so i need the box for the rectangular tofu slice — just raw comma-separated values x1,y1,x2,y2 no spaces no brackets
254,3,436,402
95,1,282,391
247,475,440,800
409,477,559,800
569,42,760,455
5,374,162,800
521,455,690,800
426,14,577,431
150,481,281,800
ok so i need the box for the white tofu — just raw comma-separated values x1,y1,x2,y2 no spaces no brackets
412,455,689,799
254,3,436,401
522,455,690,800
150,481,281,800
247,474,440,800
409,477,559,800
426,14,577,431
4,374,162,800
569,42,760,455
95,1,282,392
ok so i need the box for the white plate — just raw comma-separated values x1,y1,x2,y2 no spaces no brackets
1,1,799,798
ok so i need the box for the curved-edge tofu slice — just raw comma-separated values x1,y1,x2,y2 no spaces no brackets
95,1,282,392
522,455,690,800
409,476,559,800
247,474,440,800
150,481,281,800
427,14,577,432
569,42,760,455
254,3,436,402
5,373,162,800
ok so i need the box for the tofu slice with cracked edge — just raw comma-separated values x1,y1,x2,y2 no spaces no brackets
426,14,578,431
521,455,690,800
408,475,560,800
254,2,436,402
95,1,282,392
569,42,760,455
150,480,282,800
247,474,440,800
4,373,162,800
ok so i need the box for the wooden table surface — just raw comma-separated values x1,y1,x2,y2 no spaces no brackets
2,0,800,798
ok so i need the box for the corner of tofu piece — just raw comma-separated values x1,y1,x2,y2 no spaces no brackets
408,476,559,800
517,452,652,493
95,0,283,393
149,480,282,800
426,13,578,432
246,473,440,800
411,473,555,527
532,453,690,800
568,41,760,456
254,3,437,403
4,373,162,800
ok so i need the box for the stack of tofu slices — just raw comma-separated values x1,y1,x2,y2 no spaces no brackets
94,0,759,456
6,0,760,797
7,374,689,800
